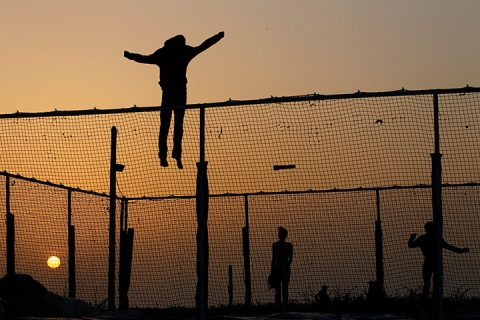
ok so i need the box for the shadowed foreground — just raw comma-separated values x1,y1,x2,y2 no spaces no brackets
10,309,480,320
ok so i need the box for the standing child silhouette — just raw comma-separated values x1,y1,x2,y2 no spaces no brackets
271,227,293,312
124,32,225,169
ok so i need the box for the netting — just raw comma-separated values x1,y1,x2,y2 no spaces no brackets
0,88,479,309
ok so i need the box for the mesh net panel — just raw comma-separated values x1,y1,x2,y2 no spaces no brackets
11,178,69,294
205,95,435,193
71,191,111,306
0,89,479,308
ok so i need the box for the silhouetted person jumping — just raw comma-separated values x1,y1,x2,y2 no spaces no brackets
124,31,225,169
408,221,469,300
271,227,293,312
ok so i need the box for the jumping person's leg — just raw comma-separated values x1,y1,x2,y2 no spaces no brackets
171,89,187,169
172,108,185,169
158,109,172,167
159,89,178,167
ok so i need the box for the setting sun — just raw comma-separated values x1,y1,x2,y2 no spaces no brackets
47,256,60,269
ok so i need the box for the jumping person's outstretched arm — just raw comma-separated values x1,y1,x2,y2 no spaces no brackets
124,51,158,64
192,31,225,56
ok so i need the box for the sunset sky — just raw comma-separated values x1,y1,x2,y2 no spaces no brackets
2,1,480,307
1,1,480,114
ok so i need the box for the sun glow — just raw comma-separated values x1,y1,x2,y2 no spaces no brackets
47,256,60,269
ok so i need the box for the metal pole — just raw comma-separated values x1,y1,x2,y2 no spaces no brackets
196,106,209,320
243,195,252,307
431,92,444,319
119,198,134,310
108,126,118,310
228,265,233,308
68,189,76,298
200,106,205,163
6,175,15,275
375,189,384,292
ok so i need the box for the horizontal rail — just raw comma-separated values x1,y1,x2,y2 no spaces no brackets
3,171,479,201
0,171,109,198
1,86,479,119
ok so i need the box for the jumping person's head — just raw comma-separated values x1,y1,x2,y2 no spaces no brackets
164,35,186,47
424,221,434,234
278,227,288,241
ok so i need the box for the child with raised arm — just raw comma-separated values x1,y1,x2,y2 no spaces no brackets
408,221,469,300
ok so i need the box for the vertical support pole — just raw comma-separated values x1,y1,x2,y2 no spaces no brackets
6,175,15,275
242,195,252,307
431,92,444,319
120,198,125,234
200,106,205,164
108,126,118,310
196,106,209,320
68,189,76,298
119,198,134,310
228,265,233,308
374,189,384,293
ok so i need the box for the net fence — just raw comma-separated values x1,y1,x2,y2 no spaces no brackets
0,87,479,308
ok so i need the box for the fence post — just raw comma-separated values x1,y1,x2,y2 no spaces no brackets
431,92,444,319
228,265,233,308
242,195,252,308
108,126,124,310
119,198,134,310
196,106,209,320
6,175,15,275
68,189,76,298
375,189,384,293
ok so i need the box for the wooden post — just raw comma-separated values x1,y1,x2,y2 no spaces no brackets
119,228,134,310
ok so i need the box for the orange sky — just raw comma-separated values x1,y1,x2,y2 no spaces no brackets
1,1,480,114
